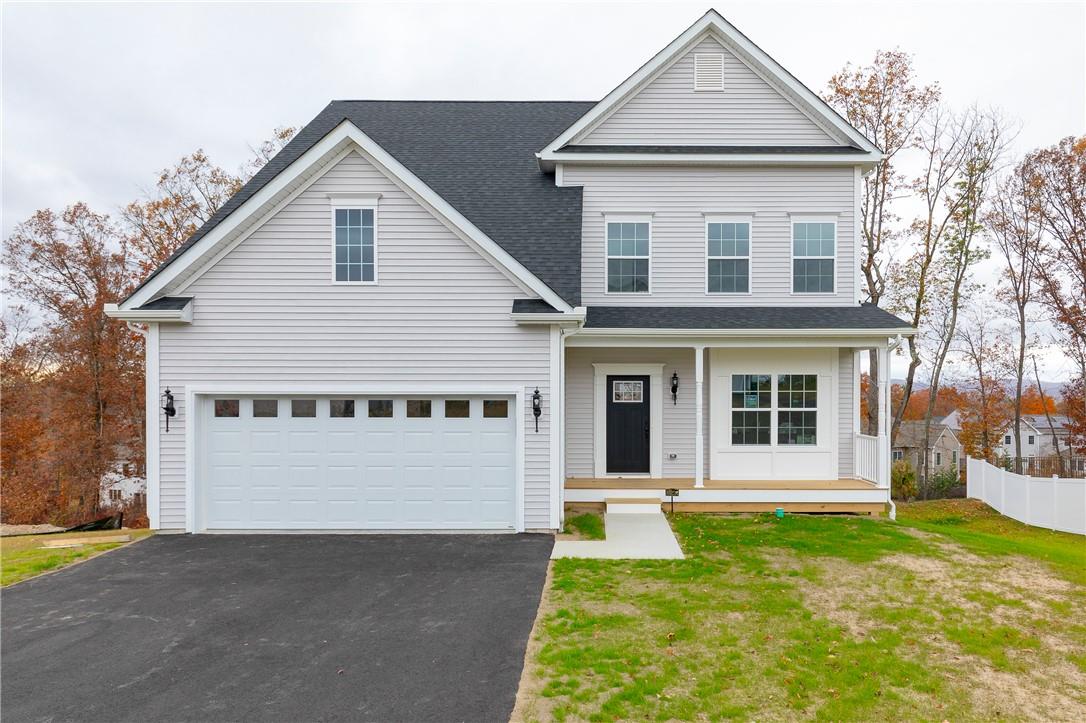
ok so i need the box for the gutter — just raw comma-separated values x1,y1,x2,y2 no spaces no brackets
572,326,917,338
511,307,587,325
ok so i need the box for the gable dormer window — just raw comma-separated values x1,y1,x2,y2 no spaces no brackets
605,216,651,293
693,53,724,91
329,195,379,284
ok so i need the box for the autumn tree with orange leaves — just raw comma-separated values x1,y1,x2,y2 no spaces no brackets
2,129,295,525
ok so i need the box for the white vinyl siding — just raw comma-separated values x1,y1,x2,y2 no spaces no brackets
565,348,705,479
580,37,838,146
566,164,855,305
156,151,553,530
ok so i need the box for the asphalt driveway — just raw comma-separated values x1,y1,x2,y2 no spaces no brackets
1,533,553,722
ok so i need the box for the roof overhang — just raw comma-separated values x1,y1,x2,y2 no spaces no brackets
511,307,587,324
572,327,916,338
540,150,882,171
104,298,193,323
121,120,574,314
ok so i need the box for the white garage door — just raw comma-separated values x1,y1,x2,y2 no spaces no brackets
199,395,517,531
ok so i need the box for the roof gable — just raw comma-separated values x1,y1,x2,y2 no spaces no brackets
123,102,592,310
580,35,838,147
540,10,879,160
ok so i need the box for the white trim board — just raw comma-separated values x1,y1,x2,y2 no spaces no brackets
591,363,665,478
538,10,880,161
123,121,573,313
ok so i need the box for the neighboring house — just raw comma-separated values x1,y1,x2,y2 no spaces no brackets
892,421,961,477
936,409,962,433
1000,414,1077,460
100,458,147,507
105,10,913,533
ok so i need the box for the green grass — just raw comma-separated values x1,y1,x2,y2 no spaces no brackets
518,502,1086,721
564,512,605,540
896,498,1086,585
1,529,153,586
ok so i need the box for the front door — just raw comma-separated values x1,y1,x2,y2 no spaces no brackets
606,375,650,474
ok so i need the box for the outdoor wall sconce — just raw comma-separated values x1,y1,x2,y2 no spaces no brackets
532,387,542,432
671,372,679,405
161,388,176,432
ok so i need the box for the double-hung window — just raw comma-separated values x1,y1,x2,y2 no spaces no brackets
606,217,650,293
792,219,835,293
777,374,818,445
706,217,751,293
331,196,378,283
729,373,819,446
731,374,772,445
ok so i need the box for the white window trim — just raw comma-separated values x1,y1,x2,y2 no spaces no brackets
603,214,653,295
329,194,380,286
591,363,664,478
693,52,725,92
729,373,772,446
790,215,837,296
704,214,753,296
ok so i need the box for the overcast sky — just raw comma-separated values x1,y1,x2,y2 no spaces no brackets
3,1,1084,380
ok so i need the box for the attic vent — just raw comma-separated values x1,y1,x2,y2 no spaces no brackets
693,53,724,91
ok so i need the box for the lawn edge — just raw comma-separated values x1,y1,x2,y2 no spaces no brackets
510,558,556,723
2,531,155,588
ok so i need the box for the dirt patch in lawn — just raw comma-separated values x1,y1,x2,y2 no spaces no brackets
511,562,557,723
794,544,1086,722
1,524,65,537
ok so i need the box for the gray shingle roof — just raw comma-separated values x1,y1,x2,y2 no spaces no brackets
584,304,913,330
135,296,192,311
128,101,595,307
512,299,561,314
559,145,865,154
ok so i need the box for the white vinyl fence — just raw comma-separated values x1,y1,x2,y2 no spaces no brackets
967,456,1086,535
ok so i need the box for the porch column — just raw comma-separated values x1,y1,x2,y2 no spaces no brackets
695,345,705,488
878,344,891,489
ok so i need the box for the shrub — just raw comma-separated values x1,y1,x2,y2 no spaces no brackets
892,460,917,500
927,468,961,499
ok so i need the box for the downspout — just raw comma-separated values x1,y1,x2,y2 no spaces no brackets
557,310,586,529
886,334,904,521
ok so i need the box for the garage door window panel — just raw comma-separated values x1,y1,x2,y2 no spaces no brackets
483,400,509,418
291,399,317,418
252,399,278,418
329,399,355,418
214,399,240,418
445,400,470,418
368,399,394,418
407,400,432,418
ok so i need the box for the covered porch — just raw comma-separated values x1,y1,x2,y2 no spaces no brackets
557,313,903,518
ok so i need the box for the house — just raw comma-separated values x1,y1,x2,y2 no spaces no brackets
935,409,962,433
999,414,1076,460
892,421,962,477
99,449,147,507
104,10,914,533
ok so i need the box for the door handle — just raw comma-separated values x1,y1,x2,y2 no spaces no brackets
644,422,650,440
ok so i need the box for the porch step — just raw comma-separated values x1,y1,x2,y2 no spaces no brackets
606,497,663,514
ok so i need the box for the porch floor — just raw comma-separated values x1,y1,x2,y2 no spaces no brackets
565,477,878,491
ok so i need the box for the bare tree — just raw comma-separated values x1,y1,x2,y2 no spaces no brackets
1031,355,1066,476
957,306,1013,462
824,50,940,434
890,107,1003,445
986,162,1043,473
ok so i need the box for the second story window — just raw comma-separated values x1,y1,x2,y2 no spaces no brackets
706,218,751,293
333,205,376,283
606,218,650,293
792,220,835,293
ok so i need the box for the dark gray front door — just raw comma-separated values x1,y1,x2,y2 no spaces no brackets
606,375,650,474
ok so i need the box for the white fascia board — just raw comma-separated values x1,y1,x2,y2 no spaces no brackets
538,151,882,167
573,327,917,338
104,302,192,323
511,311,586,324
539,10,880,157
124,121,572,313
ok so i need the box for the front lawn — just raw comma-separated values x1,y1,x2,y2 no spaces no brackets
1,529,154,586
515,501,1086,721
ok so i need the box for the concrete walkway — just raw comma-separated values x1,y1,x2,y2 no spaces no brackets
551,512,684,560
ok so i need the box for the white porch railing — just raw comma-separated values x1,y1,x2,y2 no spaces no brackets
855,433,882,487
967,456,1085,535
